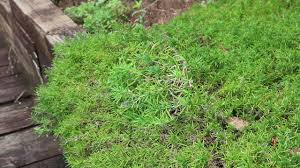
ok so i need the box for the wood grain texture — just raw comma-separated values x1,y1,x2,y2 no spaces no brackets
0,8,41,91
11,0,79,33
10,0,82,69
0,48,9,67
0,0,10,24
21,155,66,168
0,128,62,168
0,98,34,135
0,33,9,48
0,74,29,103
0,66,14,79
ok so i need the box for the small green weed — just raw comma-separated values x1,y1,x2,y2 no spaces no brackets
65,0,128,32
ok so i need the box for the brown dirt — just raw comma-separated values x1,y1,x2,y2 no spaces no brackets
55,0,87,9
208,156,225,168
133,0,199,27
56,0,200,27
227,117,249,131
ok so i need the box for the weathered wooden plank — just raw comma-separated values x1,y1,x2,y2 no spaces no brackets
22,155,66,168
0,33,9,49
0,74,29,103
0,2,41,91
7,20,42,89
0,98,33,112
11,0,79,34
0,0,10,24
10,0,82,69
0,128,62,168
0,65,14,78
0,48,9,67
0,98,34,135
0,18,41,90
12,21,36,57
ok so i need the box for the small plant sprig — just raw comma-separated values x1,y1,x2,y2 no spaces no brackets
65,0,127,32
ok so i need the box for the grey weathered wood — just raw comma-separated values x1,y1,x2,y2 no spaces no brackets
6,19,42,91
0,74,29,103
0,99,34,135
0,6,41,92
0,98,33,112
10,0,82,69
0,33,9,49
0,66,14,79
22,155,66,168
0,0,10,24
0,128,62,168
0,48,9,67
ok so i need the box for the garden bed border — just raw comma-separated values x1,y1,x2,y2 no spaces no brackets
0,0,82,92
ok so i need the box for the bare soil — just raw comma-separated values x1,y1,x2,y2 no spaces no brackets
140,0,198,27
55,0,87,9
56,0,199,26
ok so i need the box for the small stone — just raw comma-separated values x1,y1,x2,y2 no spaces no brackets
227,117,249,131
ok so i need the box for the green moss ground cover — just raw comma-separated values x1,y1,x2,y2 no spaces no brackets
34,0,300,167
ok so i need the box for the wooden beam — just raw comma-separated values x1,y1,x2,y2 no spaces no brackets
0,74,29,103
0,99,34,135
0,48,9,67
0,65,16,80
10,0,82,69
0,128,62,167
0,5,41,92
21,155,66,168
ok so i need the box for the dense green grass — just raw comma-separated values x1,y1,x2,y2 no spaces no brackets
64,0,132,33
34,0,300,167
